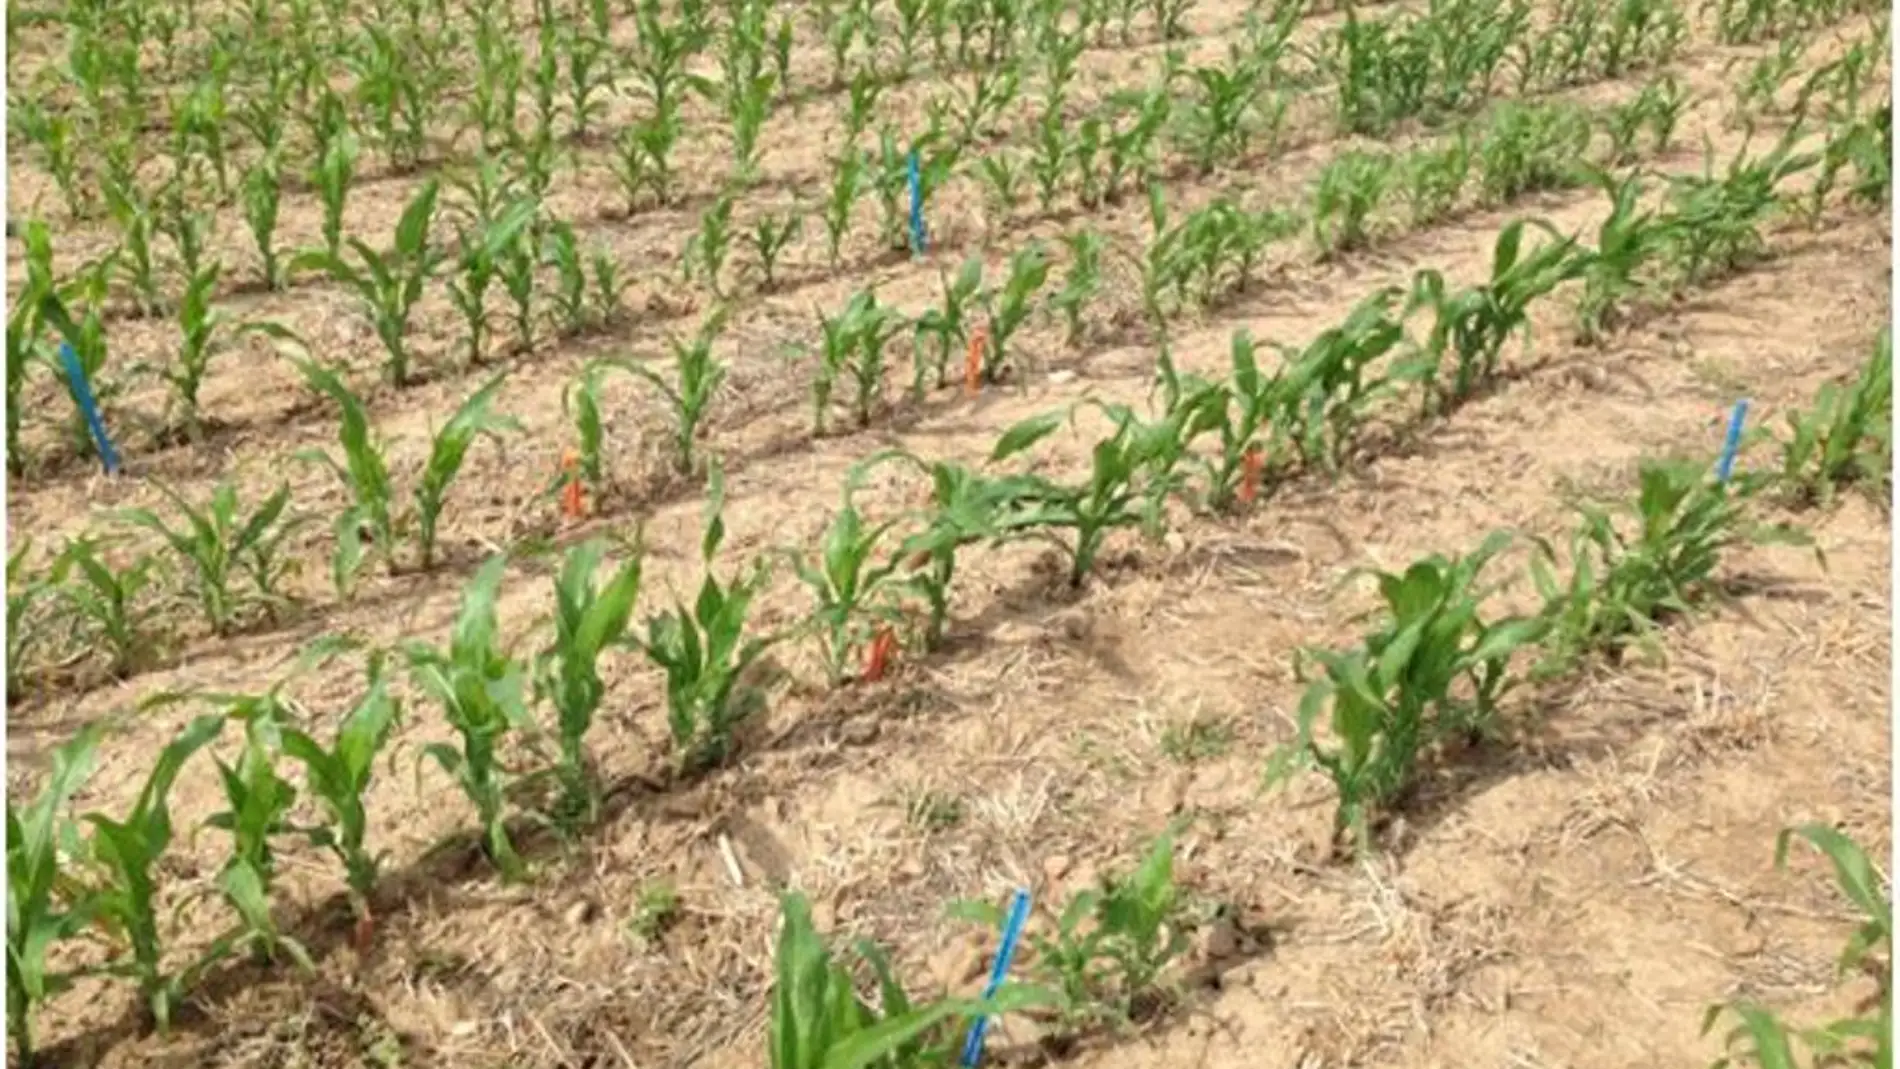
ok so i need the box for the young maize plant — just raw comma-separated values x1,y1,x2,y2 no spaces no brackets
1661,133,1816,292
847,449,1034,650
1602,75,1689,166
792,491,907,688
1312,151,1394,257
49,536,162,681
276,662,400,947
240,154,286,290
1574,167,1675,344
1260,287,1407,475
990,401,1194,590
1186,330,1279,511
540,221,593,339
748,209,803,292
640,465,778,771
1529,458,1808,674
1475,100,1594,205
1778,328,1892,507
80,714,227,1034
768,891,1035,1069
8,725,103,1063
1404,219,1585,416
445,172,539,368
309,125,360,262
102,173,167,319
294,359,519,587
618,307,730,477
611,110,685,213
822,150,866,268
292,179,445,387
117,480,304,637
533,539,643,827
199,696,313,973
912,256,984,395
959,828,1189,1030
1048,230,1106,348
1266,533,1546,854
979,242,1052,385
167,265,307,441
684,193,737,298
1701,825,1890,1069
498,218,542,355
39,285,119,465
408,554,537,879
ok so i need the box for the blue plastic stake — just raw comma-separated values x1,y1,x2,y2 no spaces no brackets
59,342,121,475
1716,398,1749,484
907,149,927,258
960,889,1031,1069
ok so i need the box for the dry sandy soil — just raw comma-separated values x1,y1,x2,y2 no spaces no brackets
5,0,1891,1066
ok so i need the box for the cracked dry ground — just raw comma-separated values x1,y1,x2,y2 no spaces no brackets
5,0,1890,1067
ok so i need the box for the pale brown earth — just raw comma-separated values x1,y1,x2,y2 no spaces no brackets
4,0,1891,1066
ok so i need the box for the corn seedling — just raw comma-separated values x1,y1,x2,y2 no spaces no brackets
310,126,360,262
619,307,729,476
793,492,906,687
445,172,538,368
1575,167,1674,344
640,466,777,770
80,715,226,1033
7,541,60,702
413,374,521,571
770,891,1030,1069
1049,230,1107,347
976,151,1026,237
274,661,398,947
240,155,285,289
1476,101,1592,204
49,536,162,680
1400,129,1473,227
1778,329,1891,508
198,697,312,972
611,111,685,212
408,555,536,878
962,829,1189,1029
118,480,303,637
292,359,396,591
980,242,1052,385
991,406,1164,588
855,449,1033,648
912,256,984,395
1265,533,1545,853
1184,53,1269,174
1406,219,1584,414
1312,150,1394,256
1261,288,1407,473
7,725,103,1063
684,194,737,298
1662,134,1816,290
748,210,803,291
1702,825,1891,1069
823,150,865,268
1531,458,1808,671
498,221,541,354
1195,330,1280,511
534,539,642,826
292,179,444,387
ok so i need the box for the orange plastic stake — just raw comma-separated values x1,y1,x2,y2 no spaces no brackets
863,627,898,683
353,912,375,953
964,325,989,397
1237,445,1265,505
560,448,585,521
